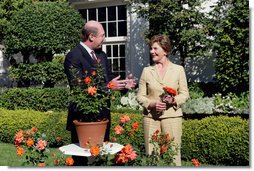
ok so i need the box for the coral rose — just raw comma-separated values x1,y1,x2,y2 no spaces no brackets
90,145,100,156
114,125,124,135
16,147,24,156
88,86,97,95
36,140,47,151
26,138,34,147
66,157,74,166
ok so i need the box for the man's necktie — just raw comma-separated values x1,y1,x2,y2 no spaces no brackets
91,50,97,62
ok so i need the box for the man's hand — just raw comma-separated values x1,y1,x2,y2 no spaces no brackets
109,74,137,91
110,75,127,91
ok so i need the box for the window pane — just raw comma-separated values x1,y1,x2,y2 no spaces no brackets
120,45,125,57
118,21,127,36
101,23,107,37
98,7,106,22
108,58,112,67
106,45,111,57
108,6,116,21
113,45,118,57
118,5,126,20
88,8,96,20
120,58,125,70
120,72,125,79
79,9,87,20
113,59,119,70
108,22,116,37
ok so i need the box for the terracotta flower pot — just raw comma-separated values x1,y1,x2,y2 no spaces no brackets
73,119,109,148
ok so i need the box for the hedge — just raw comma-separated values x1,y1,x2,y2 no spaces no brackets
0,108,70,146
0,87,249,115
182,116,249,166
0,87,70,112
0,108,249,166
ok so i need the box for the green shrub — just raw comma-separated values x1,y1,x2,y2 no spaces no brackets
188,82,205,99
182,116,249,166
0,108,71,146
4,1,83,58
42,111,71,147
213,92,249,114
0,87,70,112
209,0,249,94
182,97,214,114
0,108,49,143
9,60,67,87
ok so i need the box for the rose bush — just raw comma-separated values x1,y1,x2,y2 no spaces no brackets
14,127,74,166
68,59,114,122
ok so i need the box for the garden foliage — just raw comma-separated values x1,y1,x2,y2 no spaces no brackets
0,88,70,112
8,56,67,88
0,87,249,115
182,116,249,166
4,1,83,61
0,108,249,166
129,0,211,66
0,108,70,146
206,0,249,94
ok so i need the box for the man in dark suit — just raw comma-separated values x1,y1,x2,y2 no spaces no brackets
64,20,136,166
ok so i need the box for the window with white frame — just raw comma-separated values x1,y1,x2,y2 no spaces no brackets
79,5,127,78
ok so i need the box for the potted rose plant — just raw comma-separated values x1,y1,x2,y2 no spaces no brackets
68,58,114,148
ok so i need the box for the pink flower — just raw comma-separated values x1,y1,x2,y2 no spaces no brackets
119,115,130,124
115,153,128,164
121,144,137,160
114,125,124,135
115,144,137,163
15,130,24,144
36,140,47,151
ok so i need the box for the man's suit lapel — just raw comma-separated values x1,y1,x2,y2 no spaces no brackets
77,44,96,67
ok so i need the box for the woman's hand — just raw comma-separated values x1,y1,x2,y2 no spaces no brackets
162,95,176,105
124,74,136,90
148,101,166,112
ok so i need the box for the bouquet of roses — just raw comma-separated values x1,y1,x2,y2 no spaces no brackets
161,86,177,104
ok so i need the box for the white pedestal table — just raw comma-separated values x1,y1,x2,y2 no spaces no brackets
59,142,124,157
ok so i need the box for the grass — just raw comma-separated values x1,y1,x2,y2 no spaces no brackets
0,142,213,167
0,142,68,166
0,143,26,166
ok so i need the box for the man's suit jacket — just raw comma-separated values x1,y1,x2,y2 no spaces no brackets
137,62,189,119
64,43,115,131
